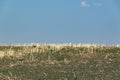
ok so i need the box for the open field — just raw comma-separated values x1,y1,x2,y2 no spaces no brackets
0,44,120,80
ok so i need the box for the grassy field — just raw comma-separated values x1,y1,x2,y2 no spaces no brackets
0,44,120,80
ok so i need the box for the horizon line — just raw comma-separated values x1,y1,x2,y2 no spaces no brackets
0,43,120,47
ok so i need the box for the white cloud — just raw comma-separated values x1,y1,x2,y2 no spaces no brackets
80,1,90,7
80,0,103,8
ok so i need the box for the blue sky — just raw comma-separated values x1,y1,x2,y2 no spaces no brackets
0,0,120,45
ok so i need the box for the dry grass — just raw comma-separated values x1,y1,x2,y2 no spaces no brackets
0,44,120,80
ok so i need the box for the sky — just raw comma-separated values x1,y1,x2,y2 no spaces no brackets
0,0,120,45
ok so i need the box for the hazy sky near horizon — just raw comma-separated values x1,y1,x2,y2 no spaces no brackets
0,0,120,45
